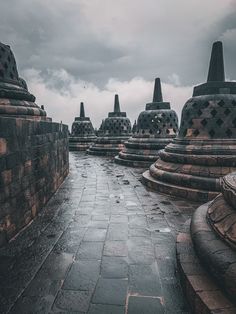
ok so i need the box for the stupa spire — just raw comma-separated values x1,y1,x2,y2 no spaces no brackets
153,78,163,103
114,94,121,113
80,102,85,118
207,41,225,82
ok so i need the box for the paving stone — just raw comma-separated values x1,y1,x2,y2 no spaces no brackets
83,228,107,242
63,260,100,291
0,154,197,313
107,224,128,241
88,304,125,314
101,256,128,279
53,290,91,312
104,241,128,257
76,241,104,260
127,296,164,314
92,278,128,305
129,263,161,296
128,237,155,264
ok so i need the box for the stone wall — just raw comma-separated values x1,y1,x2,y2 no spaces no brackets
0,116,69,245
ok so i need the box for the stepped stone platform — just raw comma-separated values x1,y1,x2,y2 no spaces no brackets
69,102,96,151
0,42,69,245
177,171,236,313
142,41,236,202
87,95,132,156
115,78,178,167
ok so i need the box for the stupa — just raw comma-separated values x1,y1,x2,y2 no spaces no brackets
0,43,48,120
115,78,178,167
69,102,96,151
142,41,236,202
87,94,132,156
0,42,69,244
177,171,236,312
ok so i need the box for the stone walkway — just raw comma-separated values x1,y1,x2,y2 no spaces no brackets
0,152,198,314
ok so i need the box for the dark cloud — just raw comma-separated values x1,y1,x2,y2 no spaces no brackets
0,0,235,88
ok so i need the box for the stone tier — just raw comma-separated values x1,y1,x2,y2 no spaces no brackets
177,171,236,312
87,137,129,156
177,220,236,313
69,102,97,151
69,136,96,151
115,137,171,167
0,42,47,119
115,78,178,167
142,42,236,202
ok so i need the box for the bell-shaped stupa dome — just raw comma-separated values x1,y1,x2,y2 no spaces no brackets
69,102,96,151
115,78,178,167
87,94,132,156
0,42,47,119
142,41,236,202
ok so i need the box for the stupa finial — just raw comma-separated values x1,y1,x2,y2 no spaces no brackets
207,41,225,82
114,94,121,113
153,78,163,103
80,102,85,118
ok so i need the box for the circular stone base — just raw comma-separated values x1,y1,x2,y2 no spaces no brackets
69,143,93,151
114,155,152,168
176,220,236,313
191,203,236,302
87,137,129,156
142,170,218,202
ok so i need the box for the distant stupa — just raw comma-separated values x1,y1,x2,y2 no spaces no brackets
115,78,178,167
69,102,96,151
87,94,132,156
142,41,236,202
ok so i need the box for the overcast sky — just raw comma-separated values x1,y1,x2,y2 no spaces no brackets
1,0,236,128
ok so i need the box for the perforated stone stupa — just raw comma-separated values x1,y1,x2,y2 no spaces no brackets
69,102,96,151
87,94,131,156
0,42,48,120
142,41,236,202
0,42,69,244
115,78,178,167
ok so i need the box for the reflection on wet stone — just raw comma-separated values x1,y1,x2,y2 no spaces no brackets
1,153,196,313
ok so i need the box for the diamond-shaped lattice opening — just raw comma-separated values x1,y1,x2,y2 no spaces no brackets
211,109,217,117
197,109,202,116
203,101,210,108
161,113,166,118
193,129,200,136
216,118,223,126
218,100,225,107
209,129,215,137
226,129,233,138
192,102,197,108
201,119,207,126
224,108,231,116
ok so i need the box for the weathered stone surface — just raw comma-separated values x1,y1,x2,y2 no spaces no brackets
1,152,197,313
0,42,47,119
143,41,236,201
115,78,178,167
0,43,69,245
87,95,132,156
69,102,96,151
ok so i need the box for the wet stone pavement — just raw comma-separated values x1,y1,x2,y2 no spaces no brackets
0,152,198,314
